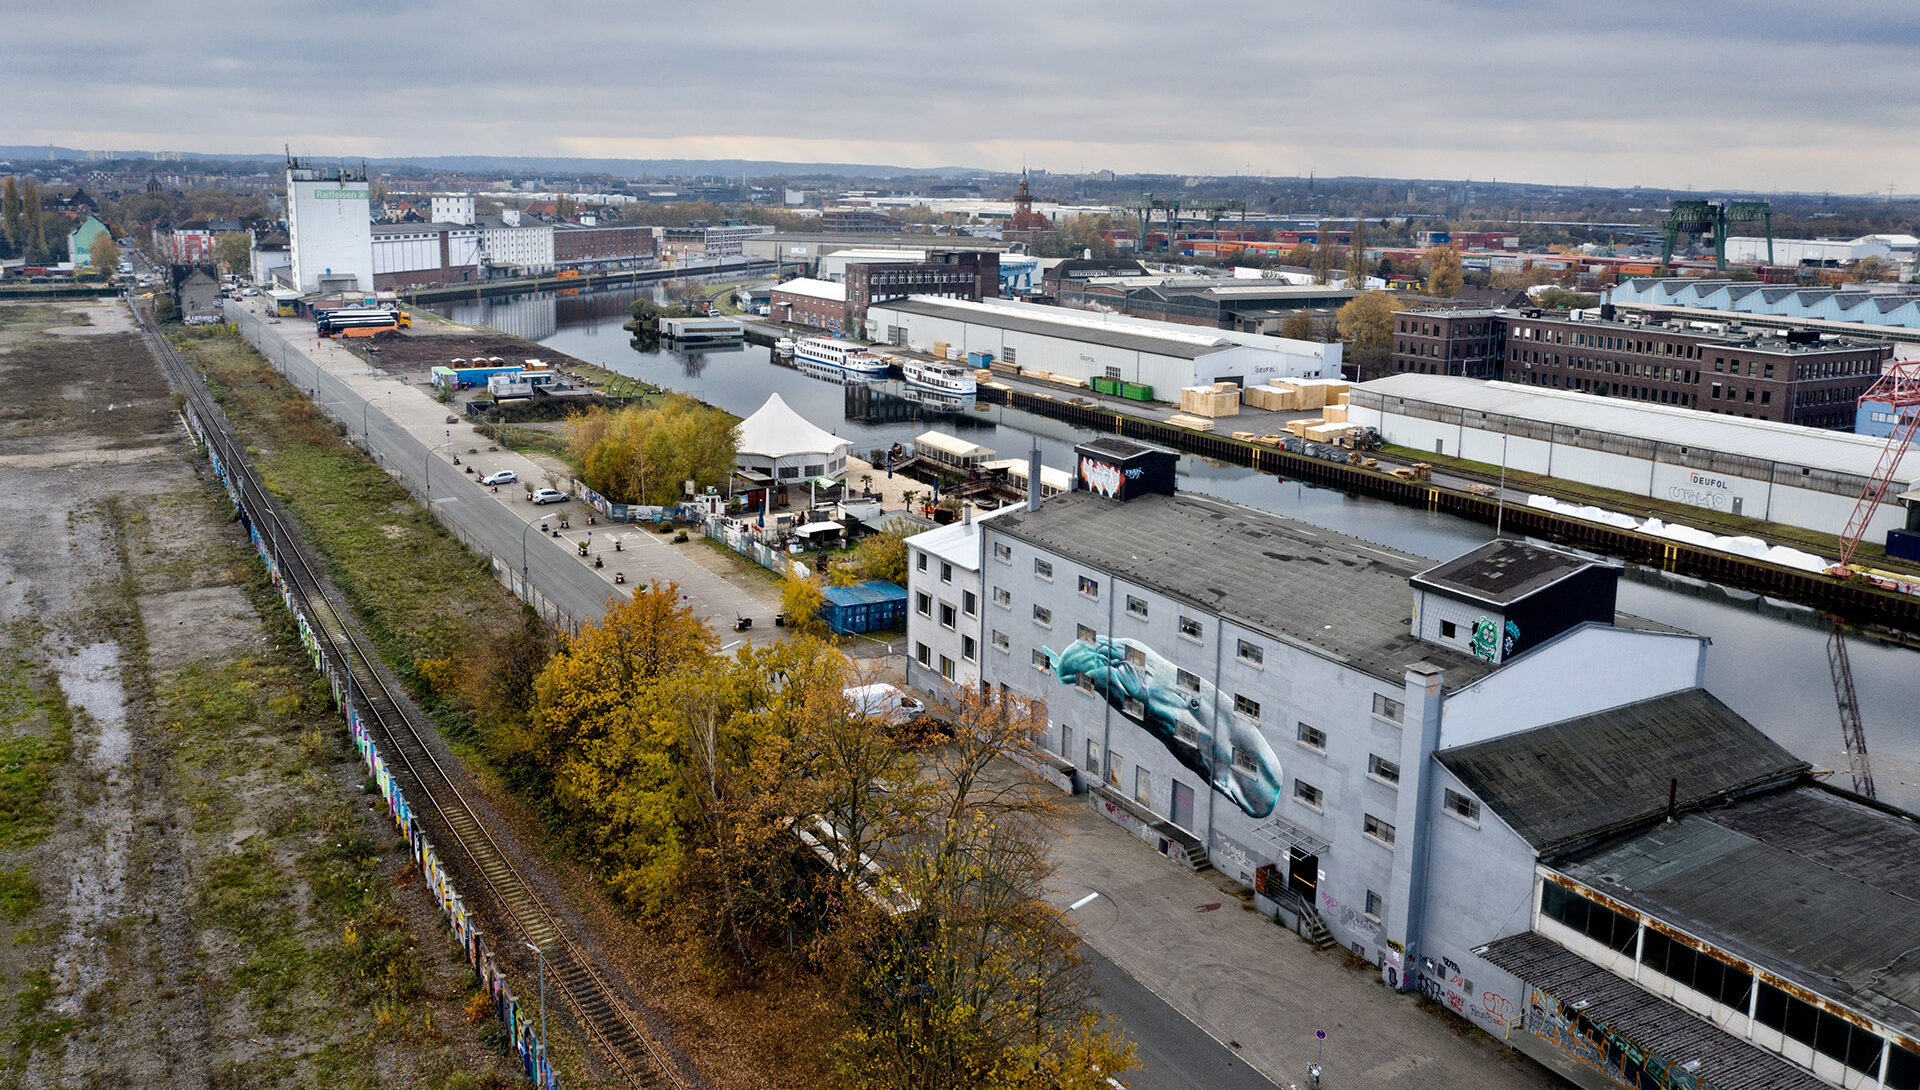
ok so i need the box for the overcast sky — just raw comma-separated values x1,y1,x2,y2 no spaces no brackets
7,1,1918,194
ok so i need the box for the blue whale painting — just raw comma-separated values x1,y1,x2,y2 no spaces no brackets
1045,635,1283,819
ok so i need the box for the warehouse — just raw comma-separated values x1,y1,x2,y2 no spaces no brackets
903,446,1920,1088
864,296,1339,395
1349,373,1912,542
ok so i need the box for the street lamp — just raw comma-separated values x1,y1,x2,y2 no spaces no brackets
426,440,452,499
521,516,543,599
363,390,391,447
525,941,547,1085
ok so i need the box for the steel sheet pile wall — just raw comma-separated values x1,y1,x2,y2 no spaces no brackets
186,403,561,1090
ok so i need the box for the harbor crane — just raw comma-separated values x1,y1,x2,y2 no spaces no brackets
1824,360,1920,799
1659,199,1773,270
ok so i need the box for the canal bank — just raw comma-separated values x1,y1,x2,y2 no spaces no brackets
399,258,774,305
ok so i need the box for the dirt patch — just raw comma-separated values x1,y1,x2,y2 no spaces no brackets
344,329,591,380
135,586,265,675
0,300,175,450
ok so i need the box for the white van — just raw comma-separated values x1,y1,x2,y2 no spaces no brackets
844,684,925,727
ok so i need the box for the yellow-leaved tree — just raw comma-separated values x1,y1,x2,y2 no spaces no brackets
565,395,738,506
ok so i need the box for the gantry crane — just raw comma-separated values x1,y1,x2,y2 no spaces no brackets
1120,195,1247,254
1659,198,1773,270
1825,360,1920,798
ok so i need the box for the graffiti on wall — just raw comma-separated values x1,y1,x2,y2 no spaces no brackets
1046,635,1283,817
1525,986,1711,1090
1469,617,1521,663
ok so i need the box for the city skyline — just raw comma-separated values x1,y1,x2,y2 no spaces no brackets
6,1,1919,194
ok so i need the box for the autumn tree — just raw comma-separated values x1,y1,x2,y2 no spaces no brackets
213,231,252,277
564,395,739,505
1425,244,1464,298
1336,291,1405,381
530,579,714,908
88,233,120,275
1283,241,1315,269
781,572,830,637
827,691,1138,1090
1278,310,1317,342
18,179,50,263
832,522,910,586
1346,217,1369,286
456,606,557,792
1,177,21,259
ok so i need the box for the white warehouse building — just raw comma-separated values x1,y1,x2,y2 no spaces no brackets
1349,374,1913,541
864,296,1341,395
286,161,374,294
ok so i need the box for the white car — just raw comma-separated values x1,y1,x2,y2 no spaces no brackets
530,488,569,505
242,287,260,297
481,470,518,486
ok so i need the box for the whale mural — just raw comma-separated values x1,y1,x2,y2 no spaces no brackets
1045,635,1284,819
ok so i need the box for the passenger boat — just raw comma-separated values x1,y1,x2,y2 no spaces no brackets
901,357,978,396
794,337,888,383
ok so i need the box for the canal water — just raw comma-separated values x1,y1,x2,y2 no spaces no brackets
429,287,1920,808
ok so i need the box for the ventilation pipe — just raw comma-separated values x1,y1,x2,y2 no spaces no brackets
1027,444,1044,512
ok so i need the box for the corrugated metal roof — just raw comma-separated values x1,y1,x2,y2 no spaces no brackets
870,297,1235,359
1437,690,1807,854
821,580,906,607
1355,373,1908,483
1562,786,1920,1039
1479,932,1829,1090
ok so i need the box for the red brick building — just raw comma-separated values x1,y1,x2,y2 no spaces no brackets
771,277,848,333
553,224,655,269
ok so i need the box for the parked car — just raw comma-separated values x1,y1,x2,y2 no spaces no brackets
530,488,569,505
242,287,260,297
481,470,518,487
844,684,926,726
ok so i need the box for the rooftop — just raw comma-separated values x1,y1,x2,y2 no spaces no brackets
985,490,1495,686
870,297,1246,360
1437,689,1807,855
771,277,846,303
1354,373,1911,484
1413,539,1606,608
1558,785,1920,1041
1479,932,1827,1090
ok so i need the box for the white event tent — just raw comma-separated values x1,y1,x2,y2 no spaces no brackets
734,393,851,481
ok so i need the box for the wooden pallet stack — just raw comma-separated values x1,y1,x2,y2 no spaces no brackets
1179,382,1241,418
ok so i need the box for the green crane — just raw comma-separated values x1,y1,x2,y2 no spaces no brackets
1660,198,1773,270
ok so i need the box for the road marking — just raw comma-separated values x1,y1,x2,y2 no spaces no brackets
1069,891,1101,911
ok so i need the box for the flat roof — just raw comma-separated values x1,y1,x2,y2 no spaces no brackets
1559,785,1920,1040
914,430,994,460
871,297,1240,360
985,490,1494,686
1355,373,1910,484
771,277,845,302
1438,689,1807,855
1412,539,1605,608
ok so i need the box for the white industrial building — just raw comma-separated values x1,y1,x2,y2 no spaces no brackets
901,439,1920,1090
477,214,555,276
1726,236,1893,267
431,194,476,225
371,223,482,289
286,161,373,294
864,296,1340,395
1349,373,1912,540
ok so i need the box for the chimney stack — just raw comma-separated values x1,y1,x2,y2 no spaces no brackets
1027,444,1043,512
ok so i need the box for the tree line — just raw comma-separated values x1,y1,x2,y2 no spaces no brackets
454,586,1135,1089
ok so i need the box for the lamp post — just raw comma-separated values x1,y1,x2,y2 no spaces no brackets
426,440,452,500
525,941,547,1085
363,390,391,447
521,516,542,599
1495,430,1510,539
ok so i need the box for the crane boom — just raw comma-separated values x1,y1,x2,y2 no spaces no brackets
1833,360,1920,573
1826,621,1875,798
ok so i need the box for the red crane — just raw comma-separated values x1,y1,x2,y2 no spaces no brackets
1825,359,1920,799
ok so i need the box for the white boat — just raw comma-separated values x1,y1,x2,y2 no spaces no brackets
794,337,888,383
902,357,978,396
773,337,795,359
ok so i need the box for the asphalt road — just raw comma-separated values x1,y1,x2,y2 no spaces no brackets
226,302,784,638
1085,943,1284,1090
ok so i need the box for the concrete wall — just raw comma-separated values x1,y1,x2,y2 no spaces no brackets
1439,626,1704,750
288,177,373,293
1416,764,1536,1035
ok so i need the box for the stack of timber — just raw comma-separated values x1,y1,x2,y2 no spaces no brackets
1180,383,1241,418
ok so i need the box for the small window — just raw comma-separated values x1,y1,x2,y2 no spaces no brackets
940,561,952,583
1032,648,1051,672
1175,668,1201,693
1085,739,1099,773
1372,694,1404,723
1439,619,1456,639
939,655,955,681
1126,595,1148,618
1443,789,1480,824
1236,639,1263,666
1034,558,1053,579
961,635,976,661
993,542,1011,562
940,603,956,629
1078,575,1099,598
1232,745,1260,774
962,590,976,616
916,592,932,616
1363,813,1396,847
1178,616,1203,641
1364,890,1383,921
1232,694,1260,720
1075,623,1096,644
1175,723,1200,747
1368,754,1401,785
992,630,1009,652
993,587,1010,608
1296,722,1327,751
915,642,930,666
1033,605,1052,626
1106,751,1122,787
1293,779,1323,809
917,553,928,572
1134,766,1152,807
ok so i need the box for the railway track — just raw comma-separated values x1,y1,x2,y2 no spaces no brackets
135,301,687,1090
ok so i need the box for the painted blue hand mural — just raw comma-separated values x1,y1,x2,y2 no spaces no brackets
1045,635,1283,819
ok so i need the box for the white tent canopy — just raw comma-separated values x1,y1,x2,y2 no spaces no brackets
734,393,851,481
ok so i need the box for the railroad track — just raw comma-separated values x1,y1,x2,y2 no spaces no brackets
135,301,686,1090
